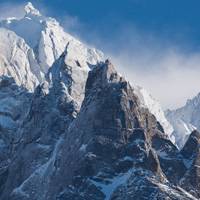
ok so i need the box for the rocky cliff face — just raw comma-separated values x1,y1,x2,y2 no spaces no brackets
135,86,174,142
180,130,200,198
0,59,199,200
0,2,200,200
0,76,32,195
0,2,174,144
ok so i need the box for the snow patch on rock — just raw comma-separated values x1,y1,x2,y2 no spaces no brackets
91,170,132,200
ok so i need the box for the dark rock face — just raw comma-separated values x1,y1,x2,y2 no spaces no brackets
0,51,80,200
180,130,200,198
152,135,187,184
0,59,199,200
0,76,31,195
181,130,200,159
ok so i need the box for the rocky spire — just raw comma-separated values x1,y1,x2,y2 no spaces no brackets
181,130,200,159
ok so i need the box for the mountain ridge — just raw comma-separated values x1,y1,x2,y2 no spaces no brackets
166,92,200,148
0,2,199,200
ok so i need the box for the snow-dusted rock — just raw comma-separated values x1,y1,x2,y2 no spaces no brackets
135,86,174,142
47,44,102,109
166,93,200,148
0,2,104,74
180,130,200,198
0,76,32,194
0,2,199,200
0,28,40,91
0,58,199,200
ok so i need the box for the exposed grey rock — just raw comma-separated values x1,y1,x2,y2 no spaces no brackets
0,57,199,200
0,3,199,200
180,130,200,198
0,76,32,195
1,59,200,200
0,53,79,200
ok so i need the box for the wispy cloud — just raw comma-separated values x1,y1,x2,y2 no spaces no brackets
111,49,200,109
0,2,25,19
79,25,200,110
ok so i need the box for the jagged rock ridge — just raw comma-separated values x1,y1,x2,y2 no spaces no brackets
0,2,199,200
0,2,173,142
166,93,200,148
0,59,199,200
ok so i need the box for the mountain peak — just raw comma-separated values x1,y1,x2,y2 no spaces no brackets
181,130,200,158
24,2,41,17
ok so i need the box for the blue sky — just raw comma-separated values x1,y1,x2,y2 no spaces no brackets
1,0,200,109
1,0,200,49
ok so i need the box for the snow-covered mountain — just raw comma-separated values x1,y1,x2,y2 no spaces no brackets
0,2,173,139
0,2,104,86
0,2,199,200
166,93,200,148
0,2,105,152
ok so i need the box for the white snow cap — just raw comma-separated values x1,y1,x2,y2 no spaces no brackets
24,2,41,16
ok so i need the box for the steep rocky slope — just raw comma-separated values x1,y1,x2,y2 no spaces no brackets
0,60,199,200
135,86,174,142
0,2,199,200
0,3,104,184
0,2,173,142
0,76,32,195
180,130,200,197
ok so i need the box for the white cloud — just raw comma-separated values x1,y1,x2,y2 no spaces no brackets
80,25,200,110
109,46,200,110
